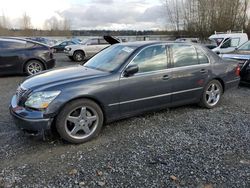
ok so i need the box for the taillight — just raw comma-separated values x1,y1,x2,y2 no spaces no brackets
235,65,241,76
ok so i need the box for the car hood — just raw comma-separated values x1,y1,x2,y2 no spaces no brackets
103,36,120,45
21,65,108,90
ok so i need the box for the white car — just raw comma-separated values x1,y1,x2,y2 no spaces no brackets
209,31,248,54
64,36,119,62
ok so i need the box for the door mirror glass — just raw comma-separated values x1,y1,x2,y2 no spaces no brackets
124,65,139,77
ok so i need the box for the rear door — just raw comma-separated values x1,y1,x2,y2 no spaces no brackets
0,40,26,74
118,44,172,116
169,44,210,105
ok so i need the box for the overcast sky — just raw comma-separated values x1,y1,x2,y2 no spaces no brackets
1,0,166,30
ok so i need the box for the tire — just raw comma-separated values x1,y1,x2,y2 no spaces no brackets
56,99,104,144
199,80,223,109
68,56,74,61
73,51,85,62
25,60,44,76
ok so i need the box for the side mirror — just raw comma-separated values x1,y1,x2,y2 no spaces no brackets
124,65,139,77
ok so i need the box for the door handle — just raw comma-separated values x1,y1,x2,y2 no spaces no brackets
162,75,170,80
200,69,207,74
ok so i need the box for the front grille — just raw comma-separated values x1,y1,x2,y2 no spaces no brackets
16,86,28,102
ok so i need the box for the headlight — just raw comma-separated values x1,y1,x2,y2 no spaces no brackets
25,91,61,109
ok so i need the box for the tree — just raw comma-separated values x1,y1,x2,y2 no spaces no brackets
0,13,10,35
164,0,249,39
20,12,32,36
20,12,32,30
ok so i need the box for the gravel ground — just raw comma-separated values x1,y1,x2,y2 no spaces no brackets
0,53,249,188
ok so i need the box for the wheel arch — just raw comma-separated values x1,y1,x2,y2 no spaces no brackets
213,77,225,93
73,49,86,56
50,95,106,135
54,95,106,123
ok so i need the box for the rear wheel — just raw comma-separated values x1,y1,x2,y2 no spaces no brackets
25,60,44,75
56,99,104,144
199,80,223,108
73,51,85,62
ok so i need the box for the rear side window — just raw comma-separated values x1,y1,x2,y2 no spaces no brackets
171,44,199,67
99,39,109,45
0,40,26,49
231,38,240,47
25,42,36,48
130,45,167,73
89,39,98,45
196,48,209,64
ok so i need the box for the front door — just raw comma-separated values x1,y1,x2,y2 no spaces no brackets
118,44,172,116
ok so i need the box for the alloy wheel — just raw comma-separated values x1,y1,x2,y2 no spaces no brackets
205,83,221,106
65,106,99,139
27,61,43,75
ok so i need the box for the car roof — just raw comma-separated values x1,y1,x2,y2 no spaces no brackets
0,37,50,47
0,38,27,44
116,41,200,48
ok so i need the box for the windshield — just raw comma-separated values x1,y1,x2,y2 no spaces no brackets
80,39,90,45
84,44,136,72
238,40,250,50
210,38,224,46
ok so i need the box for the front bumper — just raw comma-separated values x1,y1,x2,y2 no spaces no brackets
45,59,56,69
10,95,53,134
64,50,73,56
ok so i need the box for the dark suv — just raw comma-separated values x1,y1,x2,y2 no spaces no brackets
0,38,55,76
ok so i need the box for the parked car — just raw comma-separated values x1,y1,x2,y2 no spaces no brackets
64,36,119,62
0,38,55,76
175,38,199,43
10,42,240,144
221,40,250,83
52,40,79,53
26,37,56,46
209,31,248,54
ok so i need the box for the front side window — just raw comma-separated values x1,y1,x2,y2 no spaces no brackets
171,44,199,67
130,45,167,73
221,38,240,48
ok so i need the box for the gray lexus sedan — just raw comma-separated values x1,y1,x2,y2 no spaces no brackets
10,42,240,143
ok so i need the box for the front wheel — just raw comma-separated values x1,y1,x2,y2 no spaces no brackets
199,80,223,109
56,99,104,144
25,60,44,75
73,51,85,62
